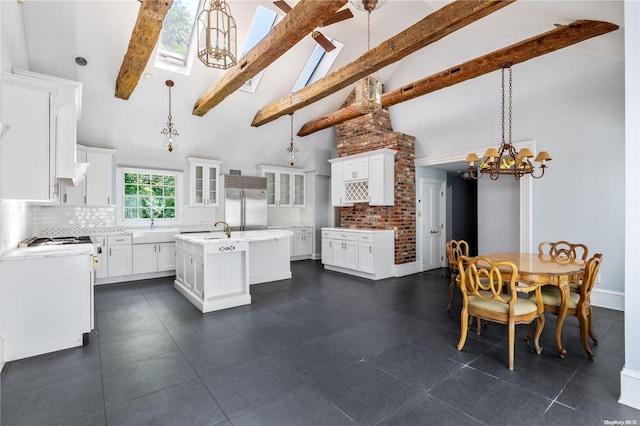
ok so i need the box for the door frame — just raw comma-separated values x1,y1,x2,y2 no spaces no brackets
416,177,447,271
414,139,535,254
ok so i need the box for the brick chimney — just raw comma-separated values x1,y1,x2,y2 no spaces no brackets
334,90,416,265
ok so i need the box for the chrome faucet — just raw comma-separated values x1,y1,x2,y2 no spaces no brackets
214,221,231,238
150,217,156,229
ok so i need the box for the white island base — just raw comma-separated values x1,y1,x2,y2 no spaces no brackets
174,230,292,313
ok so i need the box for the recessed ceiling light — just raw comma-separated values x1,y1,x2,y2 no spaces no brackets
143,72,154,80
74,56,88,66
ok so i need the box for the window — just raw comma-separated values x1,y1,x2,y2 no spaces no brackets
116,167,183,225
154,0,203,75
291,39,344,92
239,5,279,93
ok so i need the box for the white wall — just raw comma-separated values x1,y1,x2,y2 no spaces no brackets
477,175,519,254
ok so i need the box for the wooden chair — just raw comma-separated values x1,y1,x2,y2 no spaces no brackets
457,256,545,370
536,253,603,359
538,241,589,288
445,239,469,311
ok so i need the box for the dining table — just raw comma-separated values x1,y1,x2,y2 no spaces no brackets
480,252,587,358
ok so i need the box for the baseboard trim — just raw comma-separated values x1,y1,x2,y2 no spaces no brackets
393,261,421,277
591,288,624,311
619,366,640,410
96,270,176,285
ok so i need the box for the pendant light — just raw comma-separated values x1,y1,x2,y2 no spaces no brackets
160,80,178,153
355,0,382,114
197,0,237,69
286,113,299,166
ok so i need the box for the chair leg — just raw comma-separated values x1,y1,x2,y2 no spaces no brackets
577,308,595,359
525,323,532,343
457,306,469,351
587,306,598,345
508,319,515,370
533,315,545,355
446,275,456,311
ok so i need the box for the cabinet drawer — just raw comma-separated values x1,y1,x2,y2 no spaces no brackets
321,230,335,239
108,235,132,245
358,233,374,242
333,232,358,242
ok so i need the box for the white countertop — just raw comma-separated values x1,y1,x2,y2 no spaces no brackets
1,243,96,261
175,229,293,245
321,227,394,233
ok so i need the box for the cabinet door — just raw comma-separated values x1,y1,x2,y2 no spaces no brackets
193,257,204,298
189,161,220,207
264,171,276,206
184,256,195,290
61,150,88,205
295,230,312,256
321,238,333,265
330,163,349,207
358,242,374,273
206,166,218,205
344,240,359,270
343,158,368,181
157,243,176,272
293,173,305,206
176,250,186,283
132,244,158,274
368,154,394,206
278,172,291,206
108,245,132,277
1,83,57,201
95,236,109,279
85,150,113,205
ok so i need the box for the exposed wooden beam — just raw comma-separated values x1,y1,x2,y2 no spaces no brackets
115,0,173,100
297,19,619,136
251,0,515,127
192,0,348,117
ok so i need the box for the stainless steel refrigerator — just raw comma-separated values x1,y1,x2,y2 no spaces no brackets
223,175,268,231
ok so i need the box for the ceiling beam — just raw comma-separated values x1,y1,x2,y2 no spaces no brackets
115,0,173,100
192,0,348,117
251,0,515,127
297,19,619,137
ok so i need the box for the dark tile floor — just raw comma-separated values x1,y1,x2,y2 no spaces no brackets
2,261,639,425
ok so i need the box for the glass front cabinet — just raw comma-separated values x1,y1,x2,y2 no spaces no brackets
257,166,305,207
188,157,222,207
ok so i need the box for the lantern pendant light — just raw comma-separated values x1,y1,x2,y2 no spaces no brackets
197,0,237,69
355,0,382,114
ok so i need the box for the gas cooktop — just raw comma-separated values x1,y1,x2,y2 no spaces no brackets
20,236,93,247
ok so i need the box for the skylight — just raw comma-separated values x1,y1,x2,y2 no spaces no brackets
239,5,279,93
292,39,344,92
154,0,203,75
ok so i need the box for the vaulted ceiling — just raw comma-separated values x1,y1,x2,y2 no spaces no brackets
1,0,624,173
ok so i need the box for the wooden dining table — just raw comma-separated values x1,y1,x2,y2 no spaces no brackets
480,252,587,358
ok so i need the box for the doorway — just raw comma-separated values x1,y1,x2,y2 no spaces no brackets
418,177,446,271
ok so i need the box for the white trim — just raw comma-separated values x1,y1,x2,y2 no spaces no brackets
591,288,624,311
414,139,535,252
393,261,421,277
620,367,640,410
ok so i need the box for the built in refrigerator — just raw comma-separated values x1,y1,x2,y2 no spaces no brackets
223,175,268,231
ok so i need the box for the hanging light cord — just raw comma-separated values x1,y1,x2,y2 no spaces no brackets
501,65,512,146
367,9,371,51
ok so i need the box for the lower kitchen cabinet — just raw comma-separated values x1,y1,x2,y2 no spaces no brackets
249,236,292,284
132,242,176,274
107,235,132,277
321,228,394,280
290,227,313,260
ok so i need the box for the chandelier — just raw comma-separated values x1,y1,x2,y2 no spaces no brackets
465,64,551,180
354,0,382,114
286,113,299,166
197,0,237,69
161,80,178,153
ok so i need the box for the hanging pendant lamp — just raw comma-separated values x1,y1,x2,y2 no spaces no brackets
160,80,179,153
354,0,382,114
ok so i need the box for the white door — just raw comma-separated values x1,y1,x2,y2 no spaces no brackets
421,180,443,270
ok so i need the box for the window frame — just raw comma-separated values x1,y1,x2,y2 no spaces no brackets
115,167,183,226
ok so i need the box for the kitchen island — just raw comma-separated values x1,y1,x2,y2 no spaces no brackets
174,229,292,313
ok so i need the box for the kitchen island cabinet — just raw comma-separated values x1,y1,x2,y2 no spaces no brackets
174,229,292,313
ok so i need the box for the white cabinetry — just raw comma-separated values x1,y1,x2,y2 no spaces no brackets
60,145,115,206
94,235,109,279
321,228,394,280
291,227,313,260
106,235,132,277
257,166,305,207
328,149,396,206
132,242,176,274
1,73,62,201
249,236,292,284
188,157,221,207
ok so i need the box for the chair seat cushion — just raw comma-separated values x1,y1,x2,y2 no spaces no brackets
469,296,538,315
541,286,580,309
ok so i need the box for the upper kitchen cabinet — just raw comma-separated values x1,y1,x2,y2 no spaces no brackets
60,145,115,206
328,149,396,207
256,165,305,207
188,157,222,207
1,72,63,201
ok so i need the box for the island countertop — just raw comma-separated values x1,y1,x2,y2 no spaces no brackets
175,229,293,245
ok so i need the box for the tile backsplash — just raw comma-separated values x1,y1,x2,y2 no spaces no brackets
1,200,39,253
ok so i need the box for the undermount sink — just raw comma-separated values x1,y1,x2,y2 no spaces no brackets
129,228,180,244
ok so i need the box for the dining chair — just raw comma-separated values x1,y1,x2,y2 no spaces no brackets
457,255,545,370
538,240,589,287
534,253,603,359
445,239,469,311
